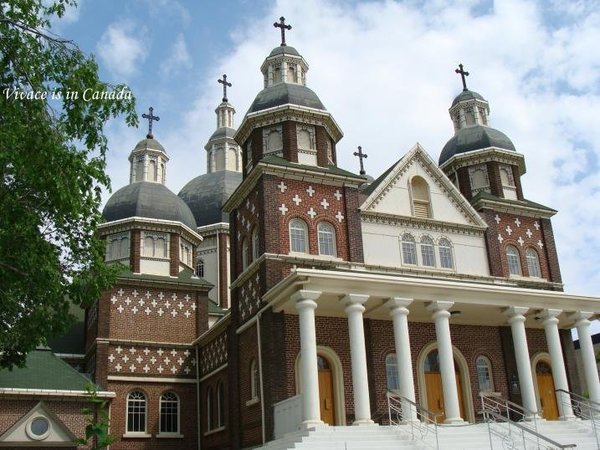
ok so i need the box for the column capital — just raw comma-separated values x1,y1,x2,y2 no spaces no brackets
341,293,369,307
567,311,594,327
386,297,413,312
503,306,529,319
426,301,454,313
540,309,562,326
291,289,322,303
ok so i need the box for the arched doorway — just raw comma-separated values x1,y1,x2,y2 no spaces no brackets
536,361,558,420
423,349,466,422
317,355,335,425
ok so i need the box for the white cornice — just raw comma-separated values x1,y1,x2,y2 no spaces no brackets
0,388,115,398
472,197,556,218
98,217,202,244
361,211,487,235
440,147,526,175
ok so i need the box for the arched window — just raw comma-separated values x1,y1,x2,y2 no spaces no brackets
136,157,144,182
289,219,308,253
155,237,167,258
506,245,522,276
148,159,157,181
196,258,204,277
267,129,282,152
287,66,296,83
317,222,336,256
250,359,259,400
411,177,431,218
206,387,213,430
119,237,129,258
401,233,417,265
144,236,154,256
126,391,147,433
438,238,454,269
476,356,494,392
159,392,179,434
217,381,225,428
242,239,249,270
385,354,399,391
252,228,260,261
297,129,312,149
500,165,517,199
273,67,282,84
420,236,435,267
526,248,542,278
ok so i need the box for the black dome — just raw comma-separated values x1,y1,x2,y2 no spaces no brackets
269,45,300,57
451,89,486,107
208,127,236,141
103,182,196,229
133,138,165,152
178,171,243,227
248,83,326,113
439,125,516,165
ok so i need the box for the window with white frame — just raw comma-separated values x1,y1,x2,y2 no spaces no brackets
264,127,283,156
401,233,417,265
206,387,213,430
317,222,336,256
250,359,259,400
469,164,490,196
159,392,179,434
252,228,260,261
499,164,517,200
525,248,542,278
420,236,435,267
217,382,225,428
385,354,399,391
476,356,494,392
289,219,308,253
126,391,147,433
180,239,192,267
142,232,168,258
438,238,454,269
506,245,522,276
196,258,204,278
106,233,130,261
411,176,432,219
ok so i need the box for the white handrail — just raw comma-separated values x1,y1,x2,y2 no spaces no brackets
556,389,599,449
387,391,440,449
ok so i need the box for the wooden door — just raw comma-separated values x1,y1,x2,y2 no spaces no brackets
536,362,558,420
425,372,445,422
318,356,335,425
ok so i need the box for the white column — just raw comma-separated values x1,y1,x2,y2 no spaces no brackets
342,294,374,425
570,312,600,404
427,301,463,424
504,307,539,419
292,290,324,427
387,297,418,422
541,309,575,419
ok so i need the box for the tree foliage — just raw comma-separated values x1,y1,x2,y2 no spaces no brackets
76,382,115,449
0,0,137,368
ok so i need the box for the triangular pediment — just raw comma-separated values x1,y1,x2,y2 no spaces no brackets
0,401,78,447
361,144,487,228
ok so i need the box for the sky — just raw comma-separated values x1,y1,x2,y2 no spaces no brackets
51,0,600,301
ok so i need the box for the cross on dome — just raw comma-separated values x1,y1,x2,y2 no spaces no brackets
455,63,469,91
353,145,368,175
218,74,232,102
274,16,292,46
142,106,160,139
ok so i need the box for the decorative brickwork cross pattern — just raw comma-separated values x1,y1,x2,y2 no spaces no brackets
200,333,228,375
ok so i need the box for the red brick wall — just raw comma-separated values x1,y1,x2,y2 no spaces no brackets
218,232,229,309
131,230,141,273
106,381,197,450
200,370,230,450
237,325,262,448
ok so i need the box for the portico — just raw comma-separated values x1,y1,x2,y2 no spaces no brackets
267,267,600,428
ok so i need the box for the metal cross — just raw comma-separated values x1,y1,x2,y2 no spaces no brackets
455,63,470,91
141,107,160,139
218,74,232,102
353,145,368,175
274,16,292,46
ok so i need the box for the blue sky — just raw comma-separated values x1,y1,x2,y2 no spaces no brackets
52,0,600,304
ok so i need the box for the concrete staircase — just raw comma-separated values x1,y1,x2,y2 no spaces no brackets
256,420,599,449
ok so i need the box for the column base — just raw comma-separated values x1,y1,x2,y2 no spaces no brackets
559,415,578,421
352,419,376,426
301,419,325,430
442,417,466,425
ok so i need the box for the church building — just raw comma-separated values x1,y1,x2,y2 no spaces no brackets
1,17,599,450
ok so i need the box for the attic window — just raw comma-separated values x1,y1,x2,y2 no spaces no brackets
500,164,517,200
410,176,431,219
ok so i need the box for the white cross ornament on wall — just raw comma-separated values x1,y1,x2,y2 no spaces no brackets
335,211,344,222
320,198,330,210
306,185,315,197
278,204,288,215
278,181,287,193
292,194,302,205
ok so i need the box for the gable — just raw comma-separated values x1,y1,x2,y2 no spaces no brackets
0,401,78,447
361,144,486,228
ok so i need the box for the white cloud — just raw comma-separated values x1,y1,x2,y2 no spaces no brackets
161,33,192,76
97,21,147,79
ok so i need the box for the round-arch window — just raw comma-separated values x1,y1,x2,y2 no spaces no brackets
27,416,50,440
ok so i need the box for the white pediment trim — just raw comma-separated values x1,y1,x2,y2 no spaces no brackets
360,143,487,227
0,401,78,447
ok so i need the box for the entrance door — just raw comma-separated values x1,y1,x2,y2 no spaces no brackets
536,361,558,420
424,350,465,422
318,355,335,425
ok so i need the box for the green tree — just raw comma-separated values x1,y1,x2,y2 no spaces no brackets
0,0,137,368
76,382,115,450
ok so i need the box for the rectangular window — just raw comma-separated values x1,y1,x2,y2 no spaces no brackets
402,242,417,265
421,244,435,267
439,247,453,269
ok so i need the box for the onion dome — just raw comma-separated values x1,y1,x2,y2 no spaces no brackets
439,125,516,165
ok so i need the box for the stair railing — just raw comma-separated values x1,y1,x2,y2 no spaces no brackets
481,409,576,449
555,388,600,448
387,390,440,450
480,392,540,436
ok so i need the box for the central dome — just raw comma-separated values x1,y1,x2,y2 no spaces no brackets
103,182,196,229
269,45,300,57
247,83,326,113
439,125,516,165
451,89,486,107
